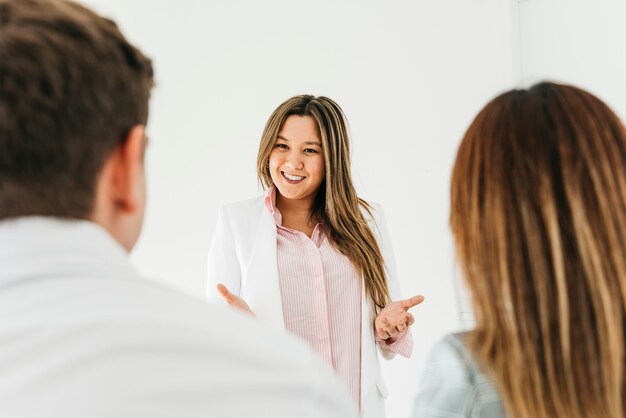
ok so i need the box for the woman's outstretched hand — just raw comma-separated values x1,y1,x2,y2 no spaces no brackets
374,295,424,342
216,283,255,316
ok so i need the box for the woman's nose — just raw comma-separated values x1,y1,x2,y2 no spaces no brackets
285,153,304,170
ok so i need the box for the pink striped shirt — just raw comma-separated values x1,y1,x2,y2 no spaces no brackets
265,187,412,407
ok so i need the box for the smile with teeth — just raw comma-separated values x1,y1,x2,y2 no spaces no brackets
282,171,305,182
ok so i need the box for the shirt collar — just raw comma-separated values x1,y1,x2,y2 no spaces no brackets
264,186,283,226
264,186,326,245
0,216,136,286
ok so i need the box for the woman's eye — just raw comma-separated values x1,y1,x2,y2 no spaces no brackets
276,143,288,149
304,148,318,154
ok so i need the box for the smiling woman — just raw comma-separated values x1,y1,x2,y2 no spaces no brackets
206,95,424,418
268,115,325,216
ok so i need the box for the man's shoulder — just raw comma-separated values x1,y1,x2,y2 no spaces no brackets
0,274,293,359
0,275,358,418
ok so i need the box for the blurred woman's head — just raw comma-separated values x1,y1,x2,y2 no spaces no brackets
451,81,626,418
257,95,390,308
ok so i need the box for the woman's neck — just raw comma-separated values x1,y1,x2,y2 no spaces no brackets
275,193,318,236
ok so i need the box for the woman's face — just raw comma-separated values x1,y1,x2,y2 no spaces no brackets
269,115,325,204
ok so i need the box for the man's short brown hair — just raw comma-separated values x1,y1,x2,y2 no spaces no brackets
0,0,154,219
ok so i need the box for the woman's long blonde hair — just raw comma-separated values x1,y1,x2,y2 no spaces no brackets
451,82,626,418
257,95,390,309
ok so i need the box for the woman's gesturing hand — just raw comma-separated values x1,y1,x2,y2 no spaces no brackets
216,283,255,316
374,295,424,342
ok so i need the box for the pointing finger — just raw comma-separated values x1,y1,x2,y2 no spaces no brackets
401,295,425,310
216,283,235,302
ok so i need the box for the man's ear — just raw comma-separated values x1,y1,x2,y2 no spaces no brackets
109,125,146,213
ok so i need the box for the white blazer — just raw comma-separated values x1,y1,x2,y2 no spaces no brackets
207,195,402,418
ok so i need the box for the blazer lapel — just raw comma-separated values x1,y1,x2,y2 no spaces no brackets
243,206,285,331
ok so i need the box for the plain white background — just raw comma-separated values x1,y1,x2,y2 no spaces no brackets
81,1,626,417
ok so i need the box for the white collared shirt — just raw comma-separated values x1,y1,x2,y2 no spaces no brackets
0,217,358,418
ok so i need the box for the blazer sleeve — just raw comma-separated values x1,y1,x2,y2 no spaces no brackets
206,205,242,303
367,203,408,360
370,203,401,301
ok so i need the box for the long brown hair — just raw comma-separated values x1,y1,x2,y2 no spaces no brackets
257,95,390,308
451,82,626,417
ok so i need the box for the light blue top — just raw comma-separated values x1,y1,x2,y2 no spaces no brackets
412,333,506,418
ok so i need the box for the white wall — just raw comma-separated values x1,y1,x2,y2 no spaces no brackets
517,0,626,120
82,1,516,417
